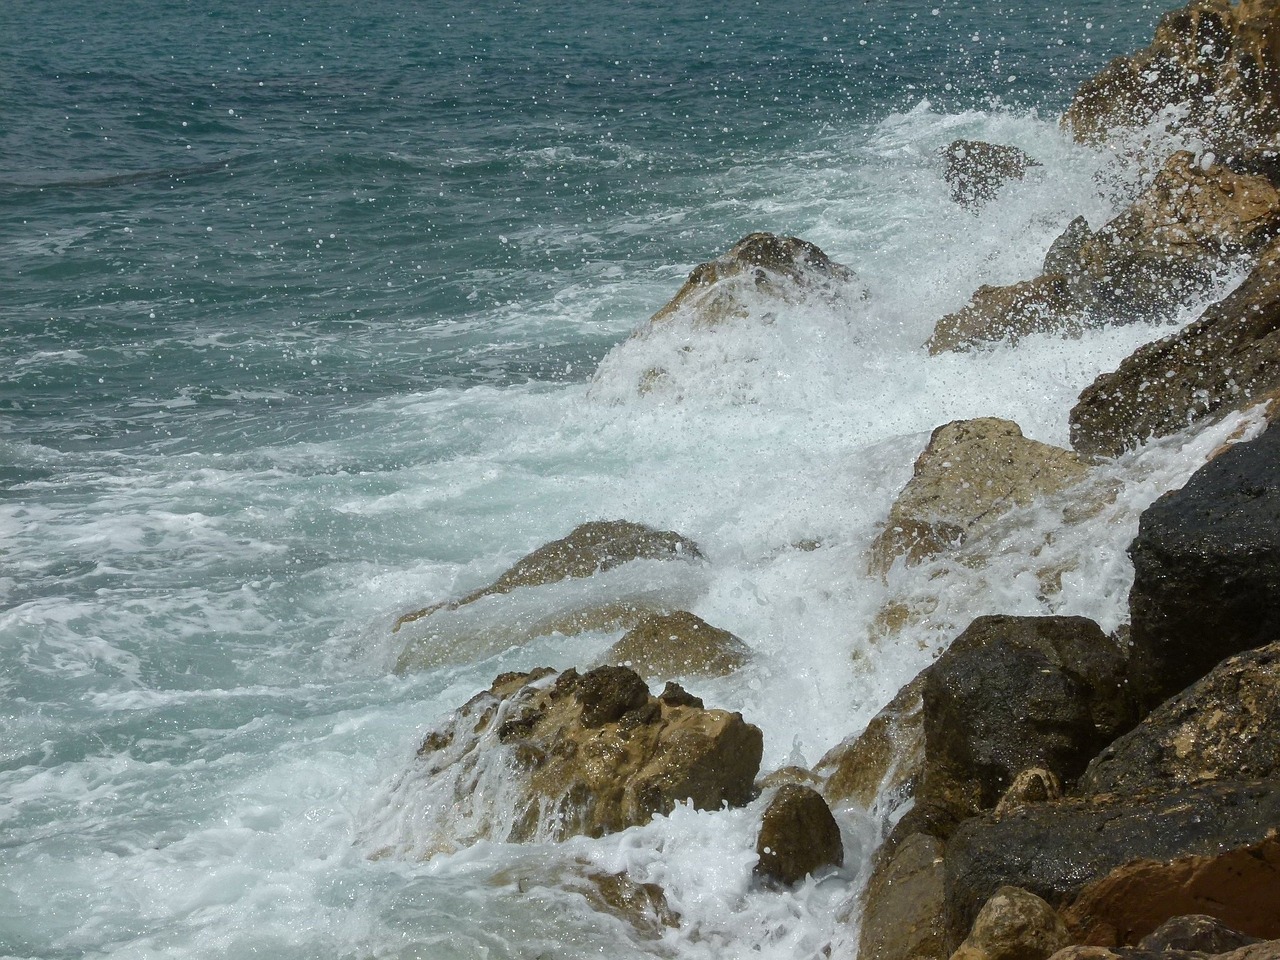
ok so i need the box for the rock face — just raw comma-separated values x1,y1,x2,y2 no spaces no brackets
1061,836,1280,946
1063,0,1280,152
927,276,1080,354
943,140,1040,208
1082,641,1280,794
603,610,751,680
1125,426,1280,707
1069,243,1280,460
753,784,843,886
869,419,1090,574
943,781,1280,943
367,666,763,857
918,616,1139,825
949,886,1072,960
857,831,949,960
644,232,859,330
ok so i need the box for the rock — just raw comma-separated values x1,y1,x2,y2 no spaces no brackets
1062,0,1280,153
944,781,1280,944
816,672,926,811
1069,242,1280,460
644,231,860,330
868,419,1090,574
1043,217,1093,277
754,784,843,886
603,610,751,680
1061,836,1280,946
580,870,681,939
1125,426,1280,708
1218,943,1280,960
857,831,950,960
943,140,1041,208
917,615,1139,825
993,768,1063,819
365,666,763,857
926,276,1082,353
1081,641,1280,794
949,886,1071,960
1138,916,1259,955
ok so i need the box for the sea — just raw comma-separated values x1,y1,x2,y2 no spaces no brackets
0,1,1257,958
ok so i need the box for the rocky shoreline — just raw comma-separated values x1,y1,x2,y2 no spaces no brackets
378,1,1280,955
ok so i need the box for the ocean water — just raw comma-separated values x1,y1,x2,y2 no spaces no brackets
0,1,1240,958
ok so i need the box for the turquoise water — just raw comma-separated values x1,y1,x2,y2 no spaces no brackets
2,2,1197,958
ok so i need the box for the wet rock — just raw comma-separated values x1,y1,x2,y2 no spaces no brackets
943,140,1041,208
1063,0,1280,153
926,276,1082,353
1139,916,1260,955
1125,426,1280,708
365,666,762,857
1061,836,1280,946
918,615,1138,825
944,781,1280,944
1082,641,1280,794
1069,242,1280,460
993,768,1063,819
857,831,949,960
816,672,925,811
869,419,1090,574
580,870,681,939
754,784,843,886
1043,217,1094,277
949,886,1071,960
603,610,751,680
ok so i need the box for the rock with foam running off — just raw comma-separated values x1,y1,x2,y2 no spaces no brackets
927,275,1082,354
949,886,1072,960
363,666,762,859
601,609,751,681
942,140,1040,208
1070,243,1280,461
753,783,843,886
868,419,1090,576
393,520,704,672
491,861,680,940
1062,0,1280,156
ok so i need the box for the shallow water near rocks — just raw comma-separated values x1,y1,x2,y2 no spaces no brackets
0,1,1231,957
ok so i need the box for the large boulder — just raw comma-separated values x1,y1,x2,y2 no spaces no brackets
1060,836,1280,946
943,140,1040,208
602,610,751,680
1069,243,1280,460
364,666,763,858
869,419,1090,575
753,784,843,886
1125,426,1280,707
1081,641,1280,794
926,276,1080,354
949,886,1072,960
1062,0,1280,153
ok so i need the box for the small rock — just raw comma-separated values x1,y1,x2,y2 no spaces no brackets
754,784,843,886
603,610,751,680
994,769,1063,819
943,140,1040,208
949,886,1071,960
1138,915,1259,955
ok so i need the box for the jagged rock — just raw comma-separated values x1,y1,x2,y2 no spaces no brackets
943,140,1041,208
816,672,925,811
1061,836,1280,946
754,784,843,886
927,276,1082,353
393,520,704,672
869,419,1090,574
1069,242,1280,460
944,781,1280,945
602,610,751,680
1125,426,1280,708
1082,641,1280,794
857,831,949,960
366,666,762,857
1063,0,1280,153
643,232,859,330
949,886,1071,960
1139,916,1260,955
918,615,1138,826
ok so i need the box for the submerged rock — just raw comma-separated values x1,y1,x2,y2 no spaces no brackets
602,609,751,680
949,886,1071,960
754,783,843,886
365,666,762,857
943,140,1040,208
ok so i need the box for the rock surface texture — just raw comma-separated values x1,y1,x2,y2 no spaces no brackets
857,831,950,960
753,784,843,886
603,610,751,680
949,886,1072,960
943,140,1040,208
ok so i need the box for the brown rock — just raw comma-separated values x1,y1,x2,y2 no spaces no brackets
603,610,751,680
1138,915,1259,954
993,768,1063,819
943,140,1040,208
949,886,1071,960
869,419,1090,574
1061,835,1280,946
857,831,949,960
1219,943,1280,960
754,784,843,886
581,870,681,939
927,275,1082,354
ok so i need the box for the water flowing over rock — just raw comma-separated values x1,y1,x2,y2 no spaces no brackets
869,419,1090,574
949,886,1072,960
1063,0,1280,154
1070,243,1280,460
943,140,1041,208
365,666,762,858
1125,425,1280,707
602,609,751,680
753,783,843,886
